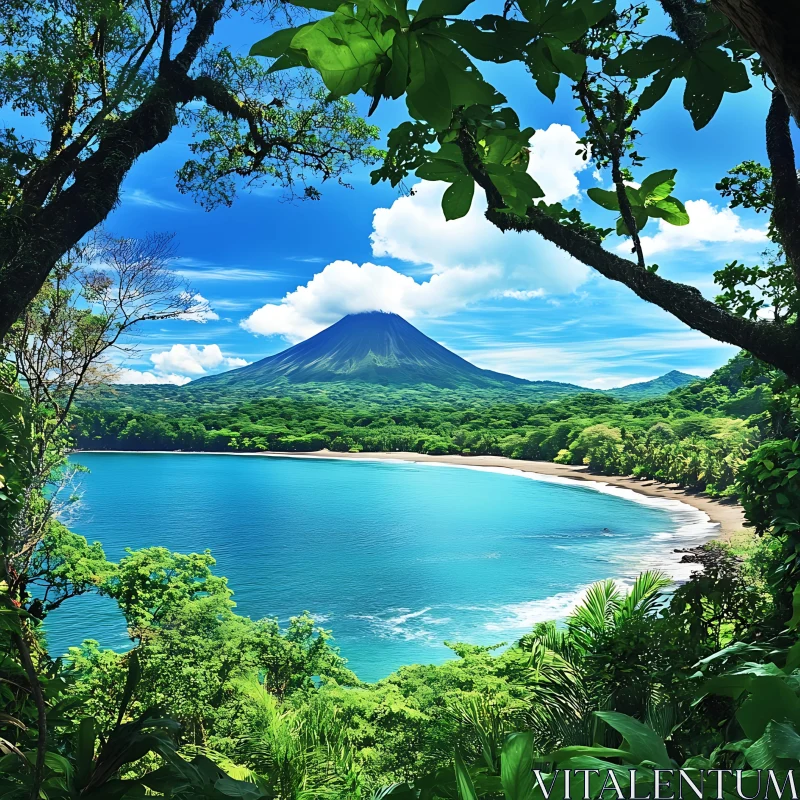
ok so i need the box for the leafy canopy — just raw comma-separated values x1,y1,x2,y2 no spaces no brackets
249,0,753,234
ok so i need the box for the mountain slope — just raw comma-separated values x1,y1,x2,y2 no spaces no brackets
194,311,576,390
606,370,701,401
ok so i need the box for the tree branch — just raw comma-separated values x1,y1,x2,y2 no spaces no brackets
0,1,227,341
714,0,800,127
490,206,800,375
11,628,46,800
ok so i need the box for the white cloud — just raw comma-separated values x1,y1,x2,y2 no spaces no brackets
178,293,219,323
636,200,768,256
115,344,249,385
370,180,588,294
116,368,192,386
171,258,282,282
527,123,590,203
126,189,183,211
461,330,735,386
150,344,248,376
501,289,546,300
242,260,499,342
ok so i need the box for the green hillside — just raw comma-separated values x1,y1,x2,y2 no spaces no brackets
606,370,701,400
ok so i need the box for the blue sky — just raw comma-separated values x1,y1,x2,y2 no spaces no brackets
96,9,782,389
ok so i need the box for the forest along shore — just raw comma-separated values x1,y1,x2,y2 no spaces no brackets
260,450,748,542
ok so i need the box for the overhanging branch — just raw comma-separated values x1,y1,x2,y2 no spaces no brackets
455,128,800,381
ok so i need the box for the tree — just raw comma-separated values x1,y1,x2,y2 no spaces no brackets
0,232,198,608
252,0,800,380
0,0,380,339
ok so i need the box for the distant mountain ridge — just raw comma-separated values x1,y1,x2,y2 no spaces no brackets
606,370,701,400
193,311,579,391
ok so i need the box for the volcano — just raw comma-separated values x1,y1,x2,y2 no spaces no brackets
194,311,537,389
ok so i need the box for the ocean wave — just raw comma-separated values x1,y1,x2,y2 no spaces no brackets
481,587,593,632
347,607,450,643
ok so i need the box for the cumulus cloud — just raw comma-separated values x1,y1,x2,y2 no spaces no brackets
636,200,768,256
370,180,588,293
242,260,499,342
115,344,249,385
150,344,248,375
527,123,590,203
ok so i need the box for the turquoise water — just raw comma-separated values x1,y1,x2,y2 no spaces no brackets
50,453,712,681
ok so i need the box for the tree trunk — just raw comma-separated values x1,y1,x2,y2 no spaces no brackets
715,0,800,126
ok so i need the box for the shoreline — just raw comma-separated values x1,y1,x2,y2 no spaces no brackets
74,448,746,541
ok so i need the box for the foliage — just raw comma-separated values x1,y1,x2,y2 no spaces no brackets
0,0,381,338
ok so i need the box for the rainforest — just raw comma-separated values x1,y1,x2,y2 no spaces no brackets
3,0,800,797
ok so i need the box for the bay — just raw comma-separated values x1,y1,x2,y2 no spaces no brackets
50,453,713,681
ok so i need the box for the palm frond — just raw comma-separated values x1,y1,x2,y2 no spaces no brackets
617,571,671,621
567,580,621,649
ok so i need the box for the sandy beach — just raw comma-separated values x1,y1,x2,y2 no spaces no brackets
262,450,748,542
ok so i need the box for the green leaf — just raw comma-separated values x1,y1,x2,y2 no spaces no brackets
117,650,141,724
737,676,800,740
581,0,615,26
406,33,452,129
454,750,478,800
683,46,750,130
517,0,544,24
605,35,686,79
638,71,674,110
291,4,395,98
422,32,501,107
595,711,671,768
215,776,263,799
639,169,677,201
75,718,96,789
587,187,620,211
527,40,559,101
386,30,411,98
746,721,800,769
789,584,800,630
539,4,588,41
0,609,22,634
648,197,689,225
447,18,530,63
544,37,586,80
249,24,312,58
547,745,632,762
501,733,535,800
288,0,346,10
265,50,312,74
616,206,649,237
414,0,473,23
44,751,74,777
442,176,475,219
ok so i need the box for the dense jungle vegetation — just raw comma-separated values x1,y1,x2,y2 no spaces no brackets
4,0,800,793
73,353,767,496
